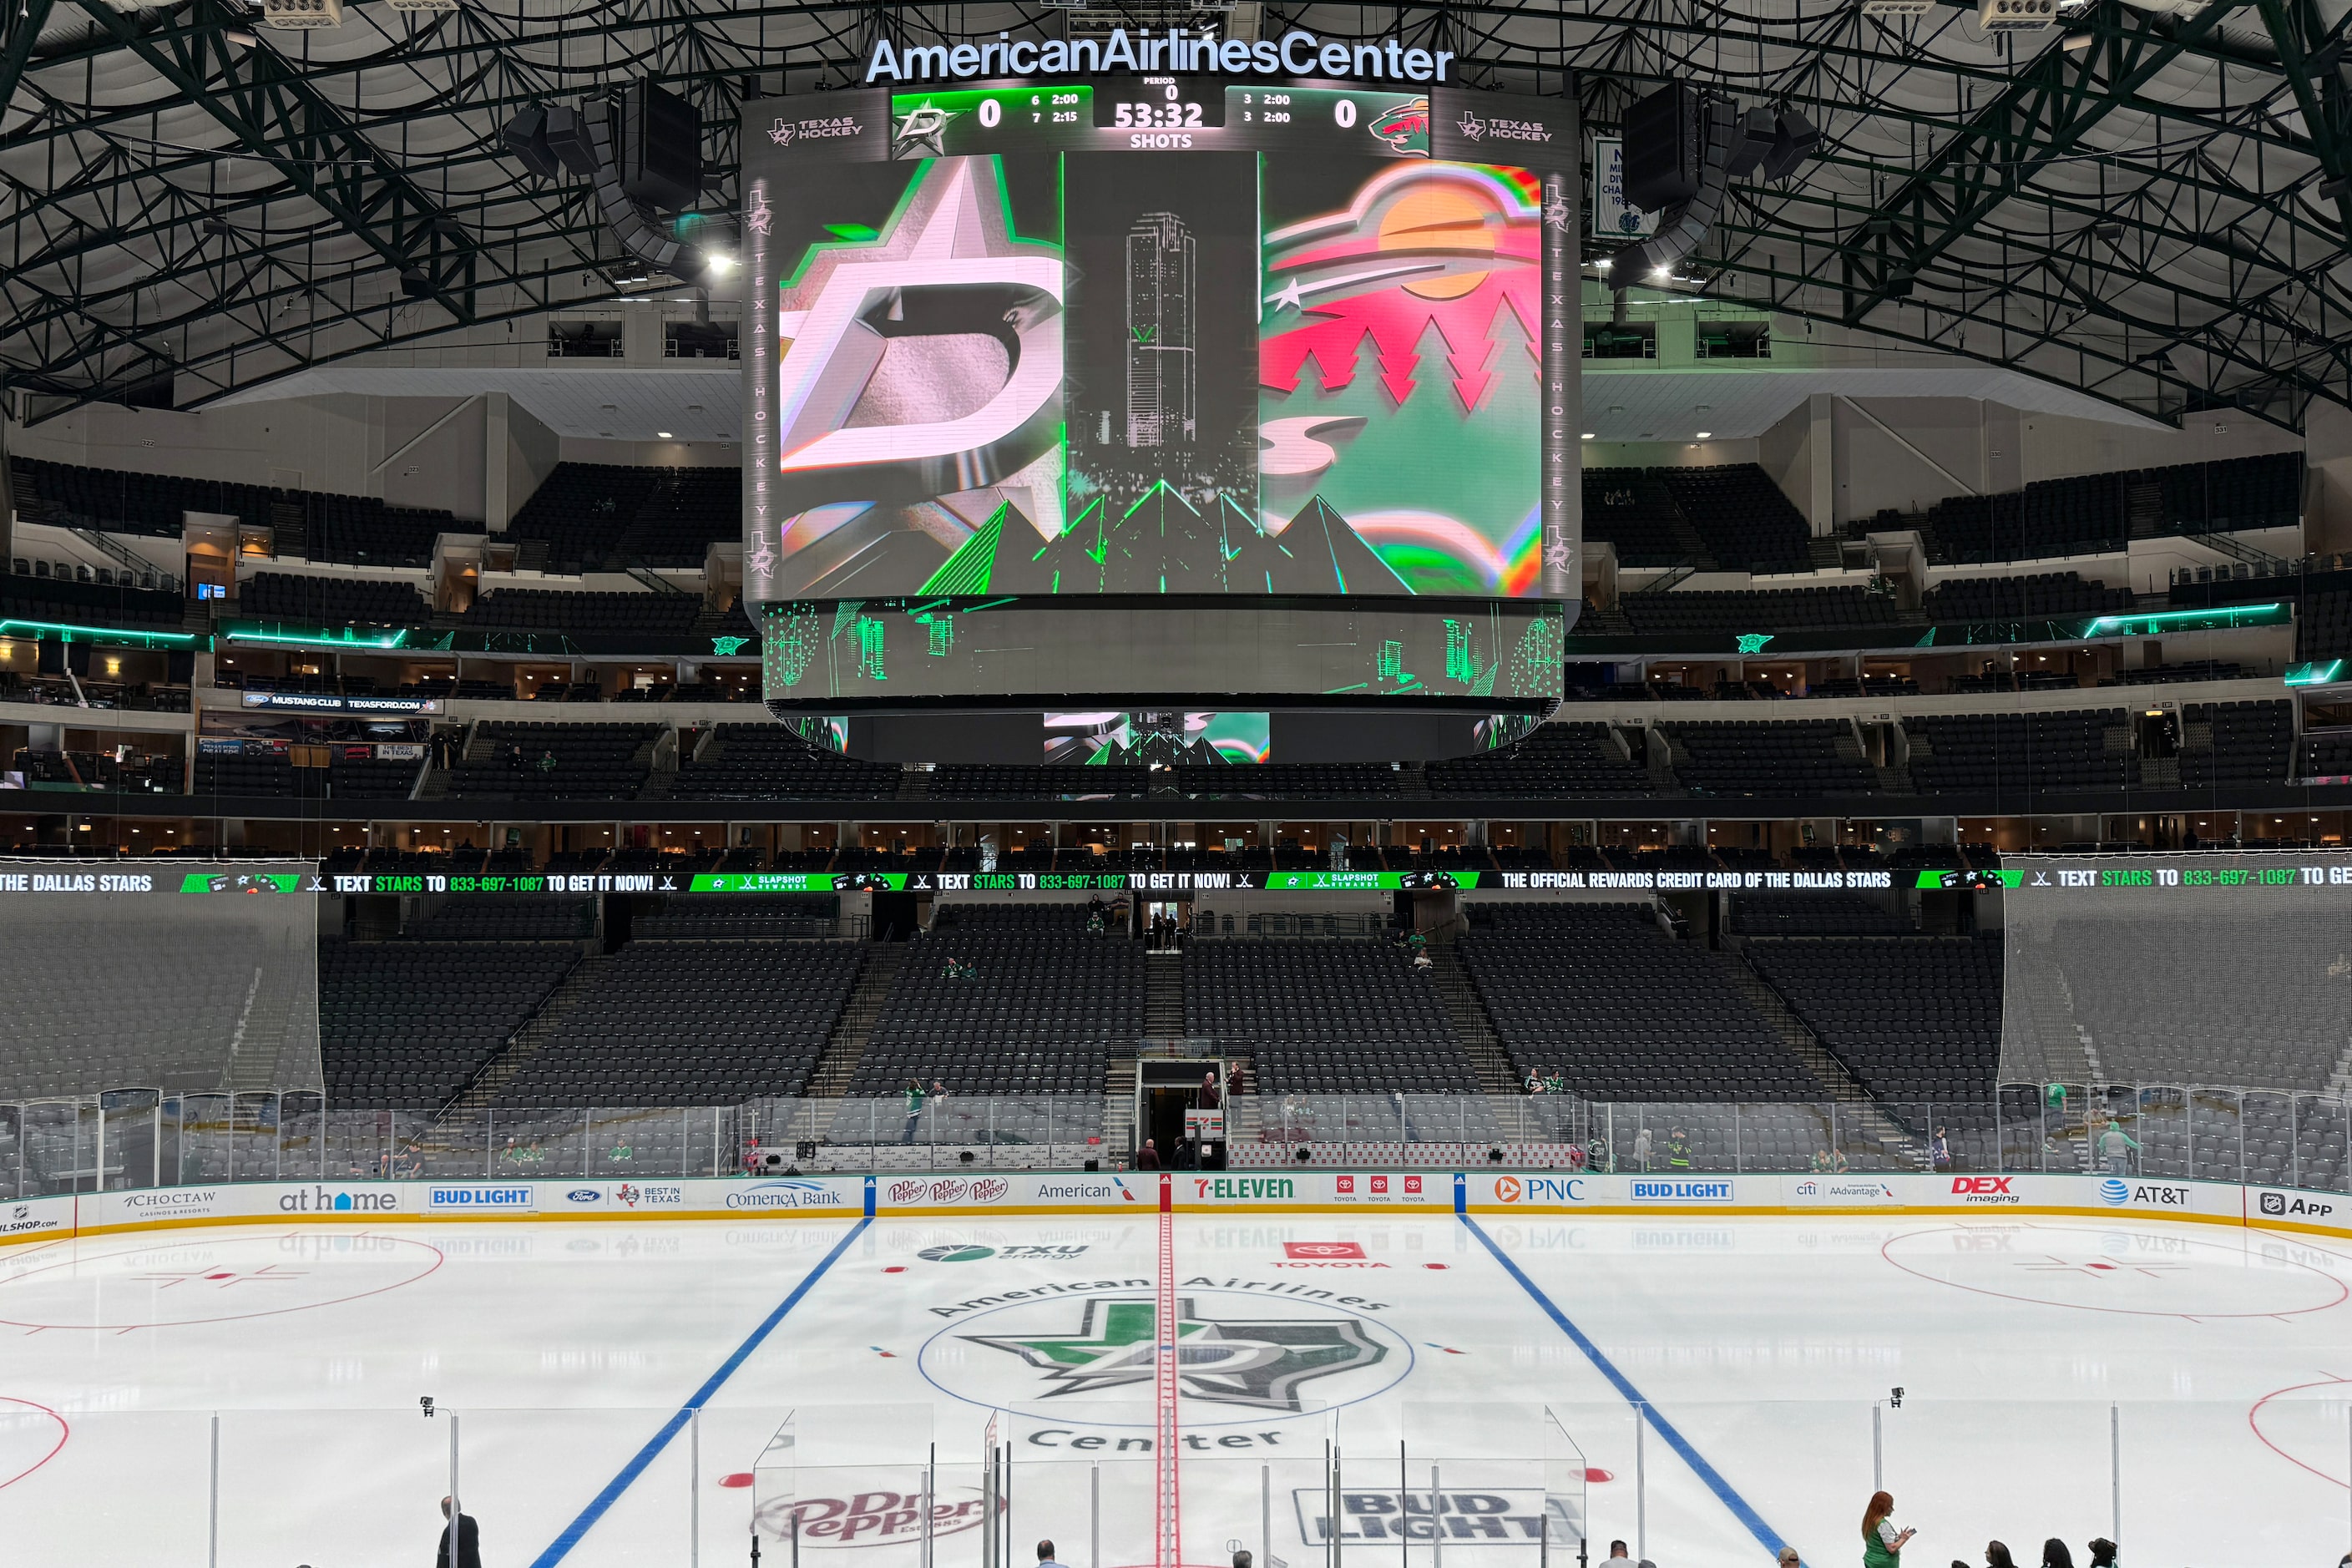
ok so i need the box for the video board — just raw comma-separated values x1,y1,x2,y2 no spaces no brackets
744,78,1574,610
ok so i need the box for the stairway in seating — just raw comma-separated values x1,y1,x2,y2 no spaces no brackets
1424,942,1520,1095
2127,480,2164,539
1714,943,1913,1149
1101,1059,1137,1161
1145,949,1186,1036
1808,535,1843,571
436,945,601,1117
807,943,904,1096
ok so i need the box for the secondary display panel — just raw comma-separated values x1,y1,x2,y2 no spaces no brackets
743,74,1577,711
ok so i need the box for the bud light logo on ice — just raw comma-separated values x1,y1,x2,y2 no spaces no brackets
728,1180,847,1211
427,1186,535,1212
1295,1488,1571,1544
1630,1179,1733,1203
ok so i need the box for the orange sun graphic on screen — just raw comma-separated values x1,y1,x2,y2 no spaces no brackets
1376,185,1499,301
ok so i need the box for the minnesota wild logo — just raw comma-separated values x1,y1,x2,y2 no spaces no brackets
964,1297,1387,1412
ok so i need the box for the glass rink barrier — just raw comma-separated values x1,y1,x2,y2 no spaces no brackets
28,1395,2352,1565
751,1401,1586,1568
9,1086,2352,1197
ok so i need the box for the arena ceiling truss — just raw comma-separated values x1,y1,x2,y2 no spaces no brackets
0,0,2347,429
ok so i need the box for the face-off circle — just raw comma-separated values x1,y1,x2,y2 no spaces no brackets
0,1398,68,1491
1881,1222,2349,1318
0,1232,442,1329
2249,1374,2352,1487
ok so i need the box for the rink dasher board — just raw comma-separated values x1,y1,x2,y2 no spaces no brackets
7,1171,2345,1245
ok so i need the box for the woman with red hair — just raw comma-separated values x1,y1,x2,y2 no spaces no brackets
1862,1493,1914,1568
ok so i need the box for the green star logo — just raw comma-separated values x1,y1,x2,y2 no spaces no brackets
711,635,749,656
964,1297,1388,1411
1734,633,1774,655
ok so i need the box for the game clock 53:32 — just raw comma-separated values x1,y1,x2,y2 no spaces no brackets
1091,78,1225,129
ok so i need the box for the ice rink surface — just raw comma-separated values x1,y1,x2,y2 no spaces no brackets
3,1210,2348,1566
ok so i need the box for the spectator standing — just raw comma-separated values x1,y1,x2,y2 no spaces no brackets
1930,1127,1951,1171
436,1497,482,1568
2082,1544,2114,1568
1038,1541,1070,1568
1667,1127,1692,1170
2038,1545,2071,1568
1984,1546,2016,1568
1137,1138,1161,1170
1862,1492,1912,1568
1199,1072,1221,1109
1605,1545,1630,1562
2096,1120,2138,1176
1632,1127,1653,1171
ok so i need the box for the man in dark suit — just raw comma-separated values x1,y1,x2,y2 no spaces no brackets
437,1496,482,1568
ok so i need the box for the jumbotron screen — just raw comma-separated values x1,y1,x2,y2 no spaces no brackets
742,71,1577,709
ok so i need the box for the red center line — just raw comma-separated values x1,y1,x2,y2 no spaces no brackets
1156,1172,1180,1568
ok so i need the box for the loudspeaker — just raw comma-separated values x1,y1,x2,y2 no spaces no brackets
1083,1159,1100,1172
620,78,701,213
1622,82,1704,211
542,104,598,176
502,105,562,179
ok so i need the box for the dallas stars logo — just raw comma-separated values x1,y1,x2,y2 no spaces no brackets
892,100,958,159
964,1297,1386,1412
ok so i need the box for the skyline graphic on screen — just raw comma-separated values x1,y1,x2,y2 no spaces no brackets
751,149,1544,602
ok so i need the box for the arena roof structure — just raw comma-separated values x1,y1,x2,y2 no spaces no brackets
0,0,2347,430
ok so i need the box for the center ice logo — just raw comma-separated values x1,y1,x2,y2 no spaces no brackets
948,1294,1398,1413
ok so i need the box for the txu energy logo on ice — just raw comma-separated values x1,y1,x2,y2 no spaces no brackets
963,1296,1389,1412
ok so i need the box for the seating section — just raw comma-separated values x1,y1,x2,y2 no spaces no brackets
504,463,742,572
0,912,319,1096
1460,903,1824,1100
2013,913,2350,1090
192,746,422,801
321,939,579,1108
2299,730,2352,779
1923,572,2133,621
1618,586,1901,637
1427,723,1653,797
446,723,659,801
1905,711,2130,796
2151,451,2302,534
671,725,902,801
3,564,187,630
240,571,428,625
9,455,269,537
1658,465,1812,573
1662,720,1879,797
404,896,596,942
305,496,455,569
1746,938,2002,1107
1184,939,1476,1092
2302,588,2352,661
1176,764,1401,798
631,894,838,939
2177,701,2292,789
504,463,661,573
850,908,1141,1132
494,941,862,1107
933,764,1148,799
463,589,701,637
1581,469,1686,566
1730,892,1913,936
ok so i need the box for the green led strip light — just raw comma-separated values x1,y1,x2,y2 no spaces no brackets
0,619,200,647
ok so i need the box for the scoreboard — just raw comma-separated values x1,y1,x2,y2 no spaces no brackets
741,74,1579,712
